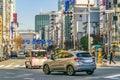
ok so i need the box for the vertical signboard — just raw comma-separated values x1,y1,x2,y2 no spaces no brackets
0,16,2,43
13,13,17,23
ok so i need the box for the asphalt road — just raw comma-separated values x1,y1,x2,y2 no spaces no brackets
0,55,119,80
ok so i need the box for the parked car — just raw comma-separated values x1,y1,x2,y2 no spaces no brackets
11,51,18,57
25,49,48,69
43,51,96,76
19,50,25,55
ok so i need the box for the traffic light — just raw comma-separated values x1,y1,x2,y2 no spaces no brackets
102,0,106,6
113,16,118,21
113,0,117,4
108,2,111,8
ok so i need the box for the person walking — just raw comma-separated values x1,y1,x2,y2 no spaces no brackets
109,49,116,64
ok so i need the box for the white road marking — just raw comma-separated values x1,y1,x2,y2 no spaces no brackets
6,72,15,75
20,65,25,67
24,78,35,80
24,74,33,76
0,65,5,67
104,74,120,79
5,63,14,68
4,77,14,79
86,77,100,79
14,65,20,67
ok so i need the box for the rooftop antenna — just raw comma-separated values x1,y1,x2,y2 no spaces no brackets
40,8,43,14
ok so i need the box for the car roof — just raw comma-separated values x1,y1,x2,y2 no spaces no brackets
32,50,46,52
73,51,90,54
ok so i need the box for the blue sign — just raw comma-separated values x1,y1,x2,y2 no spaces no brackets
26,40,30,44
47,40,52,45
32,39,36,44
69,0,75,6
22,40,26,44
65,0,70,12
22,39,52,44
36,39,41,44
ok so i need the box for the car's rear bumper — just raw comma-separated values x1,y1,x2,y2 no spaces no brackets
74,64,96,72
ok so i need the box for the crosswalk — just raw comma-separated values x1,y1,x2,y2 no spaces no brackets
0,63,25,69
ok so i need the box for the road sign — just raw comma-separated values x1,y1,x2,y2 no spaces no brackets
65,0,70,12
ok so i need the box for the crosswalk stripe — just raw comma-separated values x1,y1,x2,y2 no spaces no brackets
20,65,25,67
5,63,14,68
14,65,20,67
0,65,5,67
0,64,25,68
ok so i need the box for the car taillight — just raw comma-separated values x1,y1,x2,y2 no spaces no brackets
74,58,84,61
45,54,48,58
92,57,95,62
32,55,35,59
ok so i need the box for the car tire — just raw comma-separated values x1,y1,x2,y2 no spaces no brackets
86,70,94,75
43,65,51,75
67,65,75,76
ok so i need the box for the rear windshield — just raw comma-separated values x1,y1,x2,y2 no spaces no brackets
32,51,47,57
76,52,91,57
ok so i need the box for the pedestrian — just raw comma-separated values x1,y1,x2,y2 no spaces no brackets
50,50,55,59
92,50,96,57
109,49,116,64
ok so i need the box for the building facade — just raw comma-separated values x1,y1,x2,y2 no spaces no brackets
35,13,50,41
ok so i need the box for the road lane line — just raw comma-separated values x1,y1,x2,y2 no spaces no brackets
6,72,15,74
104,74,120,79
24,74,33,76
24,78,35,80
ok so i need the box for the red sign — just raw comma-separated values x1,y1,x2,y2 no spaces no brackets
13,13,17,23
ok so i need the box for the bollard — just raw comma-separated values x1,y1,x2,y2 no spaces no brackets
97,48,102,63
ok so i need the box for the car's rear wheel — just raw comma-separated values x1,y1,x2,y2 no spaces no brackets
67,65,75,76
86,70,94,75
43,65,51,75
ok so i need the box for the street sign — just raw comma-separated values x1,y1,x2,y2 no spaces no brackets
65,0,70,12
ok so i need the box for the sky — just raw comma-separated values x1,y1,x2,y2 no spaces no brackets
16,0,58,30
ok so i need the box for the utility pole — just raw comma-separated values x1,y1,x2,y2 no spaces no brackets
88,0,91,51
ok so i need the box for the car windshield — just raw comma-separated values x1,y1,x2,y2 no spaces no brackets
32,51,47,57
76,52,91,57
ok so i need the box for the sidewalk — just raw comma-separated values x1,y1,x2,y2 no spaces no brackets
97,61,120,67
115,52,120,56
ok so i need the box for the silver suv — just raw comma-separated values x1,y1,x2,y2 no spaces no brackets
43,51,96,76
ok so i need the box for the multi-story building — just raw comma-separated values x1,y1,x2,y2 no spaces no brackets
50,11,61,47
0,0,16,59
19,31,35,50
35,13,50,40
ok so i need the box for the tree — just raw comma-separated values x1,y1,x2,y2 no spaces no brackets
80,36,88,50
14,36,23,50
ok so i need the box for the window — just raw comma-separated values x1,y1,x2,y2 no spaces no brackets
54,53,63,59
32,51,47,57
61,52,73,58
76,52,91,57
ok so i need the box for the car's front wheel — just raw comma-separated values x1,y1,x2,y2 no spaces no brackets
43,65,51,75
86,70,94,75
67,65,75,76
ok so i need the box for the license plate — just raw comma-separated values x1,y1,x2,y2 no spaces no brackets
84,60,92,63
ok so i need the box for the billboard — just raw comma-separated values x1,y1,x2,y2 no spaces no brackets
75,0,97,7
